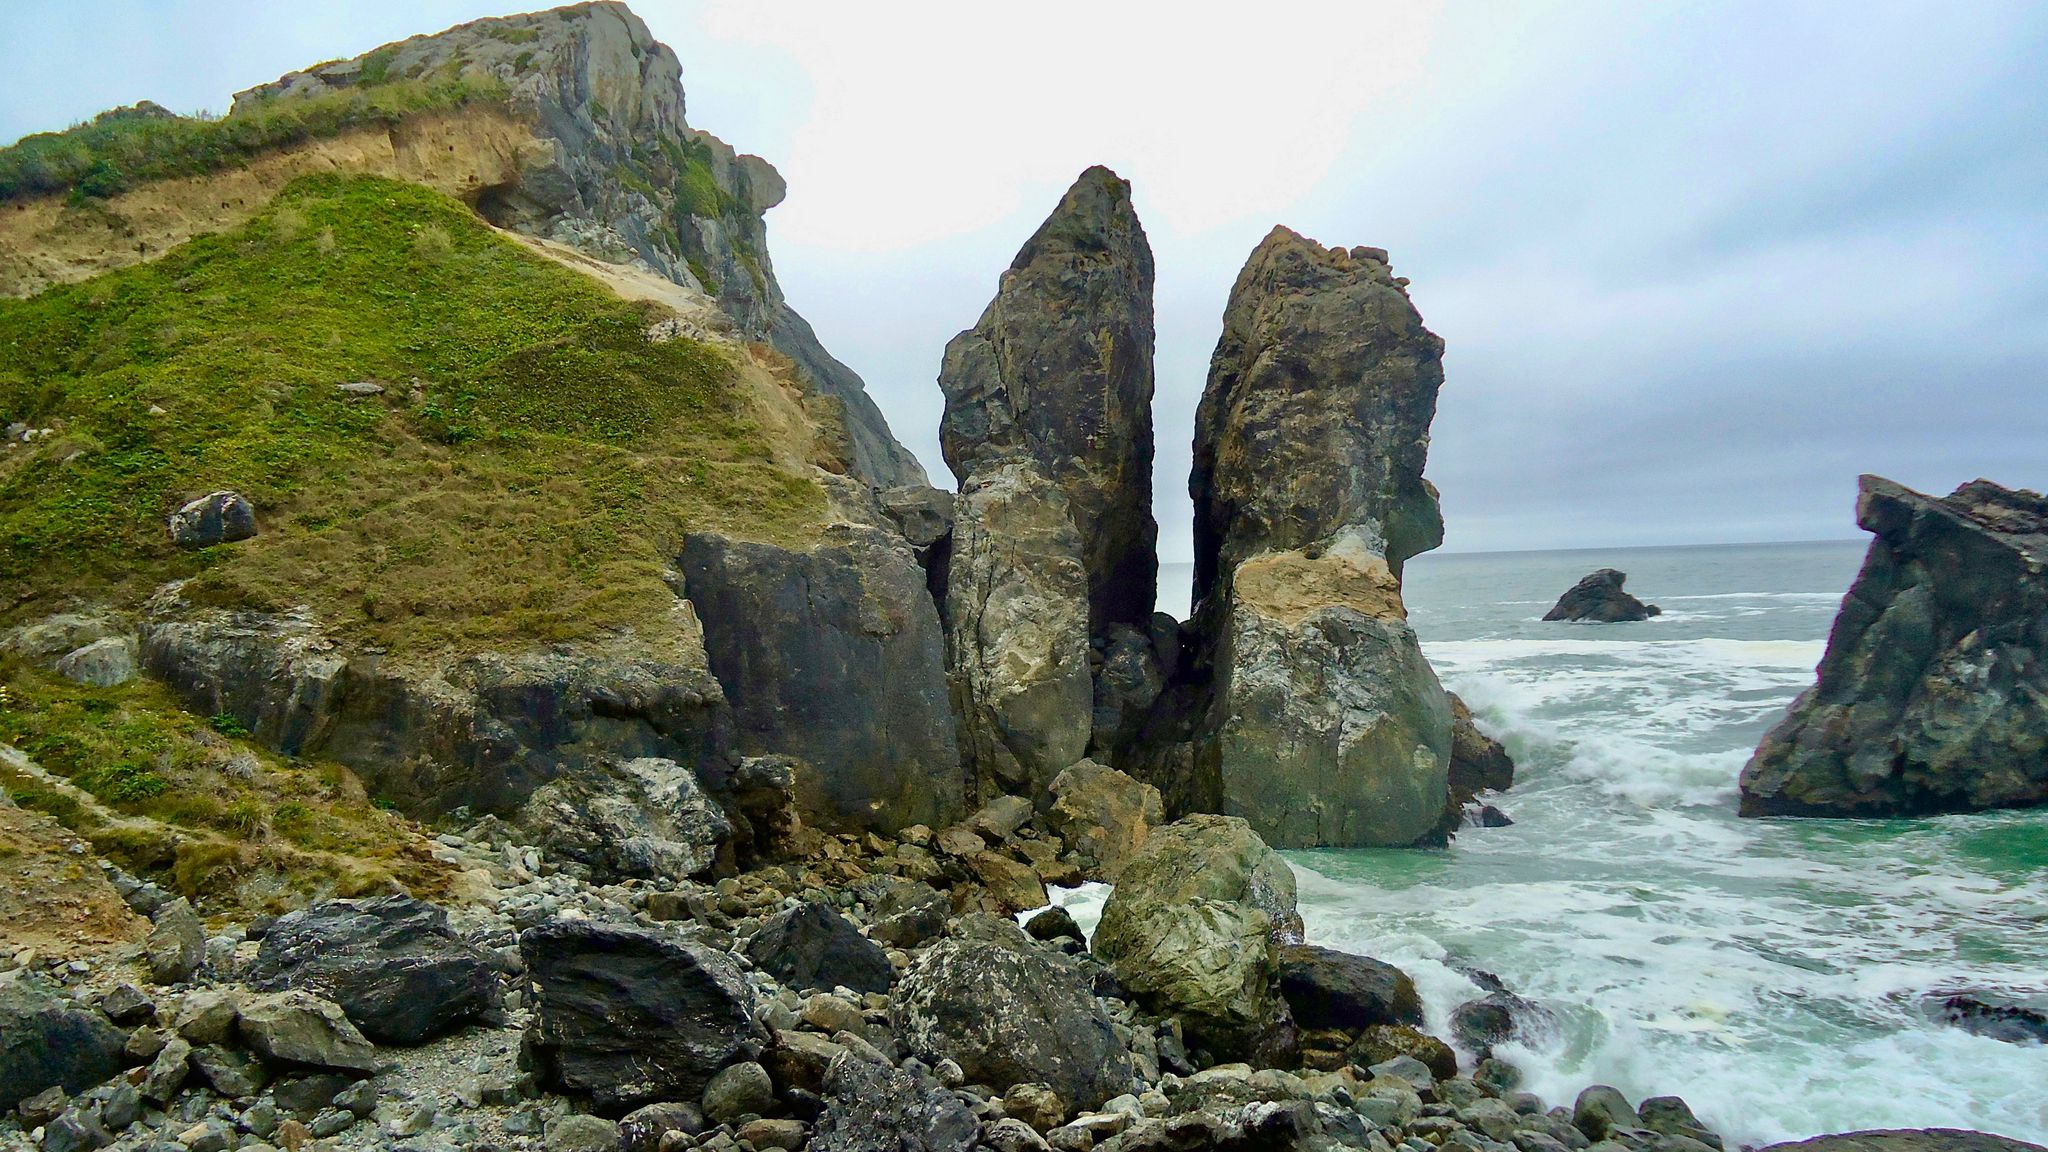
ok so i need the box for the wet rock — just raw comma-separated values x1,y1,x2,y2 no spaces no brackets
1574,1086,1642,1142
1447,692,1515,804
1276,945,1422,1031
1187,228,1453,848
167,491,257,548
702,1060,775,1125
1639,1096,1723,1151
1742,476,2048,817
1047,760,1164,883
0,977,129,1111
893,938,1133,1111
1025,906,1085,945
683,527,963,834
146,898,206,985
1348,1024,1457,1082
744,901,895,994
517,756,732,882
1543,570,1660,623
810,1052,977,1152
1933,994,2048,1045
244,895,499,1045
234,991,377,1073
1091,815,1299,1063
520,919,754,1115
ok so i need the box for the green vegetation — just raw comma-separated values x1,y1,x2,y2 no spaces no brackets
0,656,454,907
0,71,507,203
0,174,823,653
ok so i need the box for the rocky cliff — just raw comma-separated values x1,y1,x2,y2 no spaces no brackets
1180,228,1454,848
1740,475,2048,817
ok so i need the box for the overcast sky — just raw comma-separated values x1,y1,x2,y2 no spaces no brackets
6,2,2045,557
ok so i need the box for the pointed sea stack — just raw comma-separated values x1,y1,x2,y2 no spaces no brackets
1185,227,1453,848
938,167,1163,804
1740,475,2048,818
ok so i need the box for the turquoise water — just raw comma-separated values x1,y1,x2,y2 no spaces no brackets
1268,542,2048,1145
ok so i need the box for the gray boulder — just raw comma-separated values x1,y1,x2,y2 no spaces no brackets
682,527,962,834
1186,228,1453,848
810,1052,977,1152
234,991,378,1073
146,897,207,985
743,902,895,995
518,756,732,881
1742,476,2048,817
167,491,256,548
892,938,1133,1111
521,919,755,1115
0,978,129,1111
54,636,138,687
243,895,499,1045
1543,569,1660,623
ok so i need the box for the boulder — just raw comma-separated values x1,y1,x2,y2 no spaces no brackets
967,851,1050,914
1276,945,1422,1031
1742,477,2048,817
726,754,808,864
939,165,1158,639
810,1052,978,1152
682,527,963,834
1187,228,1453,848
743,902,895,995
1348,1024,1457,1082
701,1060,775,1126
1543,570,1660,623
859,877,951,950
945,462,1094,804
893,938,1133,1111
54,637,138,687
146,897,207,985
243,895,499,1045
234,991,379,1073
1091,815,1300,1062
1932,993,2048,1045
1758,1133,2048,1152
1446,692,1515,804
520,919,755,1114
1047,759,1165,883
167,491,257,548
620,1101,708,1152
517,756,732,881
0,977,129,1111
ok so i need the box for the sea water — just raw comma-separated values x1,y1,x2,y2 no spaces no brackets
1140,543,2048,1145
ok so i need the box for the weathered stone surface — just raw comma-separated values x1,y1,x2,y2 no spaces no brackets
810,1052,977,1152
1543,570,1660,623
146,897,206,985
743,902,895,995
244,896,499,1045
945,462,1093,805
520,919,754,1115
726,754,808,864
879,485,956,550
893,938,1133,1110
1186,228,1453,848
0,978,129,1111
235,991,378,1073
1348,1024,1457,1082
1276,945,1422,1032
682,527,963,834
517,756,732,881
701,1060,775,1126
967,851,1050,915
1758,1133,2048,1152
939,165,1157,637
1046,759,1164,883
54,636,138,687
1091,815,1299,1062
167,491,257,548
1742,477,2048,817
1447,692,1515,805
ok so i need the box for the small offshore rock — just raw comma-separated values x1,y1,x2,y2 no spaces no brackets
1024,906,1084,945
1277,944,1422,1031
1543,569,1660,623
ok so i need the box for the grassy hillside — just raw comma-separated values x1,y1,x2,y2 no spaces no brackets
0,173,822,652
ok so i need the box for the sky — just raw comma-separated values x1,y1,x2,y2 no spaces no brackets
5,2,2046,557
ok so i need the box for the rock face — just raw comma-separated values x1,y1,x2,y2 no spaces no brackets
521,919,755,1115
517,756,732,881
1180,228,1454,849
939,165,1158,637
681,527,963,834
244,896,499,1045
0,977,130,1111
892,938,1133,1111
944,463,1093,806
1741,476,2048,817
1543,570,1660,623
1091,815,1300,1062
231,2,922,487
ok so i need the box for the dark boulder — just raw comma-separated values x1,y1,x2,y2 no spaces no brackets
0,977,130,1111
1758,1133,2048,1152
521,919,755,1115
1933,993,2048,1045
1543,569,1660,623
810,1052,977,1152
1277,945,1422,1031
892,938,1133,1111
245,895,499,1045
682,527,963,834
1742,476,2048,817
743,902,895,995
167,491,257,548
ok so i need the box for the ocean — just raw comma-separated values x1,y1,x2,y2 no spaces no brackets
1140,543,2048,1145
